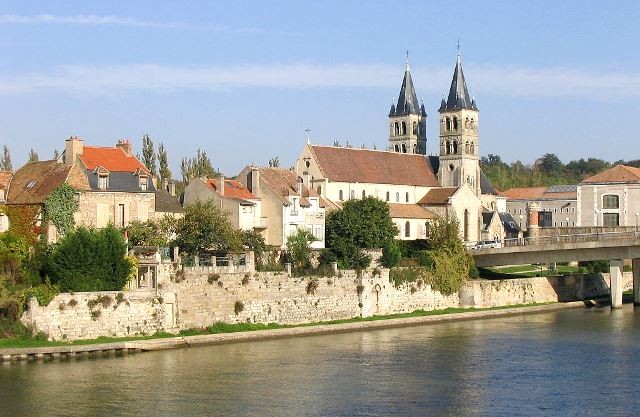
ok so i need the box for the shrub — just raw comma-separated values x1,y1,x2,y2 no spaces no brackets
25,281,60,306
208,273,220,284
234,301,245,315
306,278,319,295
380,242,402,268
415,250,435,268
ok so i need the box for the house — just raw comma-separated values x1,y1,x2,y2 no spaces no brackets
503,185,577,230
577,165,640,227
182,176,264,231
0,171,13,232
236,166,327,249
418,185,484,242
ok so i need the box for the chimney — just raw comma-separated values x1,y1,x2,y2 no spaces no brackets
169,181,176,197
161,178,168,191
116,139,133,156
217,175,225,196
249,169,260,194
64,136,84,166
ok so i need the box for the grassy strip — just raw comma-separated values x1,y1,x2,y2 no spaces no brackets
480,265,582,279
0,302,553,349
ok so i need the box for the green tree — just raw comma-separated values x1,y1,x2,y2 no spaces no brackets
27,149,39,163
175,201,241,255
180,148,216,184
124,217,176,248
48,225,134,292
141,134,157,177
286,229,315,269
0,145,12,171
268,157,280,168
241,230,266,262
158,142,171,181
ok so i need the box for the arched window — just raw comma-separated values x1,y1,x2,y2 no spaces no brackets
453,116,458,130
396,192,400,202
446,117,451,131
412,121,417,135
362,190,366,199
445,141,451,155
452,141,458,154
405,192,409,203
603,194,620,209
394,122,400,135
470,143,475,155
350,189,355,200
464,209,470,241
405,221,411,238
401,122,407,135
465,117,469,128
401,144,407,153
394,144,400,152
339,190,343,201
465,141,470,154
470,119,476,131
386,191,390,202
390,123,394,136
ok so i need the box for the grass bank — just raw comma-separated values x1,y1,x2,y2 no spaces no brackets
0,302,553,350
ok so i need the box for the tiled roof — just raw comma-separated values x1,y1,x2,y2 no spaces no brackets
581,165,640,184
503,186,576,200
388,203,438,220
7,160,89,205
79,146,150,174
255,167,328,208
309,145,439,187
0,171,12,190
417,187,458,205
155,189,184,214
206,178,257,201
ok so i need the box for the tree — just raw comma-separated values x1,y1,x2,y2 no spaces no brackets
141,134,157,177
241,230,266,262
48,225,134,292
0,145,12,171
180,148,216,184
27,149,39,163
286,229,315,269
268,157,280,168
174,201,242,255
325,196,398,268
53,149,60,160
158,142,171,182
124,216,176,248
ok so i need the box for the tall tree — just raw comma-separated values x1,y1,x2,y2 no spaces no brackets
27,149,39,163
53,149,60,160
174,201,242,255
0,145,12,171
157,142,171,182
268,156,280,168
141,134,157,176
180,148,215,184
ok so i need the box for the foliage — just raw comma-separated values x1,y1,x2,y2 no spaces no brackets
241,230,266,261
0,145,12,171
175,201,242,256
43,183,78,236
234,301,244,315
27,148,39,163
48,225,134,292
578,260,610,274
124,217,176,247
141,134,157,176
326,196,397,268
380,241,402,268
5,205,41,243
158,142,171,181
268,156,280,167
286,229,315,269
180,148,216,184
25,280,60,306
425,217,462,251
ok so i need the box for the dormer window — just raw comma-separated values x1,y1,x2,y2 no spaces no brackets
139,176,148,191
26,180,36,189
98,174,109,190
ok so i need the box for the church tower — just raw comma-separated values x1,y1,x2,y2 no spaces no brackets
438,51,480,195
388,58,427,155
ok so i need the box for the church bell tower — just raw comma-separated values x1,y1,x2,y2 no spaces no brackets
438,51,480,195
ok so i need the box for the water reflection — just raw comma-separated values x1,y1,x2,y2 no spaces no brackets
2,306,640,416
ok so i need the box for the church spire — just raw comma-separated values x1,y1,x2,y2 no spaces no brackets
393,55,420,116
442,49,474,112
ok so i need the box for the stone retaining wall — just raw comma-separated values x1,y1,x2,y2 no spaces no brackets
22,267,631,341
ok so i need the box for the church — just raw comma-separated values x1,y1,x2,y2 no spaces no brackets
296,52,516,243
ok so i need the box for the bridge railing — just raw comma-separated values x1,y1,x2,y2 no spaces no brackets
467,230,640,252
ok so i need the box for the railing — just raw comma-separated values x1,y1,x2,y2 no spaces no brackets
467,230,640,252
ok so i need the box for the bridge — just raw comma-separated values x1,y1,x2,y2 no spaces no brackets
468,231,640,309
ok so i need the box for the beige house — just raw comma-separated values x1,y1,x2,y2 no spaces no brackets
504,185,577,230
183,176,264,232
236,166,327,249
418,185,484,242
577,165,640,227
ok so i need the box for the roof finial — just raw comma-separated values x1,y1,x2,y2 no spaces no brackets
457,39,461,63
305,127,311,144
405,50,410,71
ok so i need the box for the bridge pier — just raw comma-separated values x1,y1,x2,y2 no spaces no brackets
633,259,640,306
610,259,624,309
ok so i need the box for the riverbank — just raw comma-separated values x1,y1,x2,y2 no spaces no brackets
0,299,607,362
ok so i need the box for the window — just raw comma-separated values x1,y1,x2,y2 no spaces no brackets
412,121,417,135
339,190,343,201
571,207,575,213
424,222,430,238
139,176,148,191
98,174,109,190
603,213,619,226
394,144,399,152
446,117,451,131
394,122,399,135
292,198,299,215
401,122,407,135
603,194,619,209
553,208,557,213
396,192,400,202
401,144,407,153
137,203,149,222
316,186,322,195
445,141,451,155
453,117,458,130
405,192,409,203
117,204,125,228
405,221,410,238
350,190,355,200
26,180,36,189
362,190,366,199
386,191,390,202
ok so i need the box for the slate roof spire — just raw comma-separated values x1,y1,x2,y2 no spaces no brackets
393,53,421,116
442,48,475,111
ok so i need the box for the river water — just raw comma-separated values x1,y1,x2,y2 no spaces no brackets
1,305,640,417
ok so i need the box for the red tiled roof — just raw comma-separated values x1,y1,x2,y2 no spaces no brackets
309,145,439,187
503,186,576,200
79,146,150,174
7,161,89,205
581,165,640,184
0,171,12,190
255,167,329,208
417,187,458,205
207,178,257,200
388,203,438,219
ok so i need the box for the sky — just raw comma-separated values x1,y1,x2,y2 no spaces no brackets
1,0,639,177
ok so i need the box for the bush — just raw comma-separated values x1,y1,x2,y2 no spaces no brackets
234,301,244,315
380,242,401,268
415,250,435,268
578,260,610,274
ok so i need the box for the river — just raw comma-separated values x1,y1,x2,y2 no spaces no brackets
1,305,639,417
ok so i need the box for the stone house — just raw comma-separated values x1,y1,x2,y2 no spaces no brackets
577,165,640,228
182,176,264,231
503,185,577,231
236,166,327,249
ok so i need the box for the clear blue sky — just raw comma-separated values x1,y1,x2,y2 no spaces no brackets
1,0,639,177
